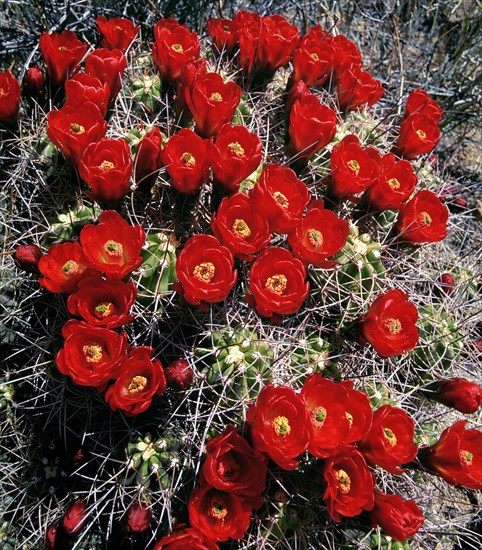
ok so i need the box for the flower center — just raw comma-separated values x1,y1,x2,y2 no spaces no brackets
58,46,68,51
384,318,402,334
383,427,398,447
335,469,351,494
181,152,196,166
104,240,124,257
265,274,288,295
345,411,353,426
94,302,115,318
273,415,291,436
307,229,323,248
70,123,85,134
347,159,360,176
171,43,183,52
99,160,115,170
416,129,427,139
217,454,240,481
0,88,5,97
311,406,327,429
228,142,245,156
231,219,251,239
273,191,289,209
388,177,401,189
210,92,223,101
310,52,319,60
209,499,228,520
193,262,215,282
418,211,432,225
82,344,103,363
61,260,79,275
127,375,148,394
461,450,473,466
223,25,230,31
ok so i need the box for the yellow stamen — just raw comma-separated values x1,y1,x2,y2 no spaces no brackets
416,129,427,139
384,318,402,335
345,411,353,426
127,375,148,394
0,88,5,97
210,500,228,520
171,43,183,52
82,344,103,363
99,160,115,170
310,52,319,60
231,219,251,239
311,406,327,428
181,152,196,166
347,159,360,176
210,92,223,101
307,229,323,248
94,302,115,318
335,469,351,494
265,274,288,295
388,178,401,189
104,240,124,257
70,123,85,134
58,46,68,51
383,427,398,447
273,191,289,209
418,211,432,225
228,142,245,156
273,415,291,436
192,262,215,282
61,261,79,275
461,450,473,466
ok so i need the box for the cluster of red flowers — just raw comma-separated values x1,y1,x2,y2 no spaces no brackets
37,210,168,415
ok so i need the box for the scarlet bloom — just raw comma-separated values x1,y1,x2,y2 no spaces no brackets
255,14,300,74
404,89,443,123
153,525,219,549
165,359,193,391
176,58,206,115
288,200,349,268
22,66,45,104
85,48,127,103
235,11,261,74
247,247,309,320
337,67,384,111
203,424,267,496
395,114,441,160
175,234,237,310
369,490,424,542
289,94,337,159
211,193,271,261
38,241,94,294
291,38,334,86
249,164,310,234
44,523,58,549
152,19,200,84
427,378,481,414
125,501,152,533
323,449,374,522
161,128,209,194
301,374,351,458
96,16,140,52
105,346,166,415
420,420,482,490
63,500,87,535
361,289,419,358
67,276,136,328
134,127,163,185
208,123,262,192
247,384,310,470
78,138,133,205
188,482,262,542
185,72,241,138
47,102,107,165
365,153,417,210
64,73,110,117
397,190,449,243
13,244,43,273
340,381,373,445
0,69,20,120
207,18,238,52
329,135,381,200
56,320,128,387
39,30,87,86
285,79,310,113
80,210,146,279
360,405,418,474
328,34,362,81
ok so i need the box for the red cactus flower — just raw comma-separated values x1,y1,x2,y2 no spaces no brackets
64,73,110,117
125,501,152,533
395,113,441,160
397,190,449,243
39,30,87,86
78,137,133,205
255,14,300,74
404,88,443,123
361,289,419,358
439,272,455,295
427,378,481,414
0,69,20,120
292,37,334,86
134,127,164,185
96,16,140,52
79,210,145,279
153,525,219,549
161,128,209,194
22,66,45,104
85,48,127,103
207,18,238,52
13,244,43,273
63,499,87,535
336,67,384,111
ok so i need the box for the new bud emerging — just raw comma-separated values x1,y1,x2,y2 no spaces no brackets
439,272,455,295
165,359,193,391
22,66,45,103
13,244,43,272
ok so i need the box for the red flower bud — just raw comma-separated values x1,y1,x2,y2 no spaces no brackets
39,30,87,86
125,501,152,533
13,244,43,272
0,69,21,120
22,66,45,104
63,499,87,535
428,378,481,414
96,16,140,53
165,359,194,390
134,127,164,185
439,272,455,295
45,523,58,549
